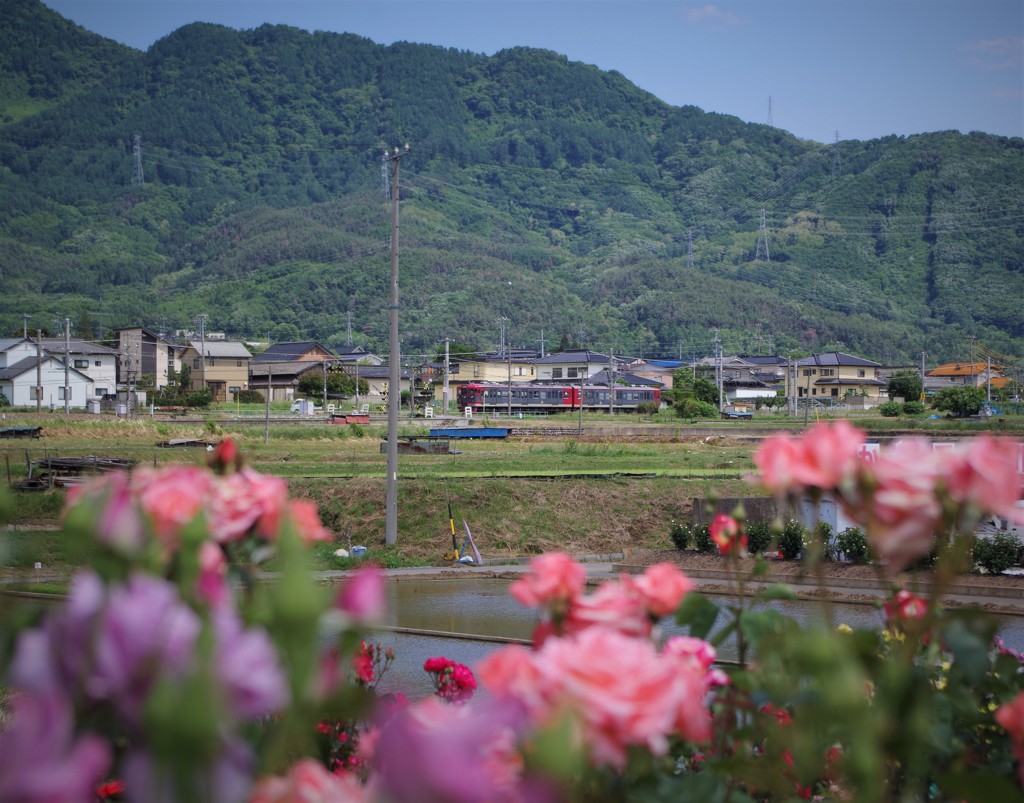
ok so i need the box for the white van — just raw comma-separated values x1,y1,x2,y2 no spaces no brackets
290,399,306,413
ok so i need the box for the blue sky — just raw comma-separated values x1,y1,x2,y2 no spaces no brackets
44,0,1023,143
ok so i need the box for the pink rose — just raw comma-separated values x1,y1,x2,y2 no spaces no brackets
250,758,367,803
995,691,1024,786
509,552,586,611
132,465,212,543
532,626,712,767
335,566,387,624
845,438,944,574
883,589,927,623
753,421,865,495
626,563,694,617
709,514,746,556
564,581,652,639
286,499,332,543
942,436,1023,521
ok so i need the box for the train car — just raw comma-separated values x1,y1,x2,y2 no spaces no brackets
456,383,660,414
457,383,574,413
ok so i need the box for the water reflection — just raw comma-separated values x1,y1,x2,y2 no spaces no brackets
369,578,1024,699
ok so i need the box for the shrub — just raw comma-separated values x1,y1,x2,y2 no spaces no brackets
693,523,714,553
901,400,926,415
236,389,265,403
186,388,214,408
777,519,805,560
0,392,9,407
746,520,773,556
676,399,719,419
669,520,690,550
636,401,660,416
878,400,902,417
836,527,870,564
973,532,1021,575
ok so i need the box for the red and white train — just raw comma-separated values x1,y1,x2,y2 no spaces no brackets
456,382,661,414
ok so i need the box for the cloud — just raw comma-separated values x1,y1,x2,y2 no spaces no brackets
960,36,1024,70
684,4,747,27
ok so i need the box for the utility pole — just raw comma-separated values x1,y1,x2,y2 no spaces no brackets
919,351,927,401
442,338,450,413
714,332,724,411
264,364,271,444
22,314,30,339
537,330,547,360
64,317,71,414
198,313,207,392
383,144,409,546
36,330,43,413
608,349,615,415
499,317,511,417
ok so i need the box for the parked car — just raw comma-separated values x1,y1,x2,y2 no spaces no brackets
290,399,306,413
721,406,753,419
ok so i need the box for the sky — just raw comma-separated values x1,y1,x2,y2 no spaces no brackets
43,0,1024,143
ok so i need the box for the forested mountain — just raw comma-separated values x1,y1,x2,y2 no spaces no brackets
2,0,1022,364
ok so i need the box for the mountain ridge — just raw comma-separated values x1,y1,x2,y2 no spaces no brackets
1,0,1022,365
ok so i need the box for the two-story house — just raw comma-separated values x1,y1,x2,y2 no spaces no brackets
531,349,620,383
0,338,95,408
180,340,252,402
38,338,119,399
787,351,885,401
115,328,179,390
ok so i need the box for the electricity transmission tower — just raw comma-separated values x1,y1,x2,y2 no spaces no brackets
833,130,842,177
755,207,771,261
132,135,144,187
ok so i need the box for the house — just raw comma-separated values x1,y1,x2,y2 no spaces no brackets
787,351,885,401
340,364,412,404
449,349,540,385
531,349,622,383
37,338,118,399
251,341,338,364
0,342,94,408
629,360,680,390
688,354,786,402
926,362,1005,388
179,341,252,402
333,345,384,367
115,328,179,390
249,361,333,403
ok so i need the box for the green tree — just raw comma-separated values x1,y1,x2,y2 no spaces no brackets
887,370,923,402
297,368,355,401
931,385,985,417
671,368,719,407
178,364,192,393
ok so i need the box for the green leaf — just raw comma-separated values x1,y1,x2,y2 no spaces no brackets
753,582,797,601
675,592,720,640
937,772,1024,802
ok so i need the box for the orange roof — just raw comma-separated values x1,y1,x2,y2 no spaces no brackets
927,362,998,377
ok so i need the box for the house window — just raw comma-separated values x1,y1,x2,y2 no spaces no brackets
857,370,865,377
567,367,579,378
95,388,107,397
59,386,70,400
207,359,215,367
94,361,101,367
820,369,834,377
229,386,240,395
236,361,243,367
552,368,563,379
831,388,839,396
74,359,88,369
193,358,201,369
802,369,816,376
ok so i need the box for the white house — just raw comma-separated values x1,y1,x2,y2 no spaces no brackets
38,338,118,399
0,353,94,408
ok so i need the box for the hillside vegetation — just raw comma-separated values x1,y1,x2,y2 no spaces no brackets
1,0,1022,364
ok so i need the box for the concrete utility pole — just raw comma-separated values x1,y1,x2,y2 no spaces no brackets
442,338,450,413
198,313,207,391
383,144,409,546
608,350,616,415
714,331,724,411
36,330,43,413
64,317,71,414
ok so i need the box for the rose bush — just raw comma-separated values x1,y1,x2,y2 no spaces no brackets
2,428,1024,802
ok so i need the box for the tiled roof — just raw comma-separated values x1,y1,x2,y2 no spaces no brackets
187,341,252,359
38,338,118,355
251,341,335,362
794,351,880,368
533,350,611,365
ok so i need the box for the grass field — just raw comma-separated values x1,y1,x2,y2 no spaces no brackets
1,407,1019,574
